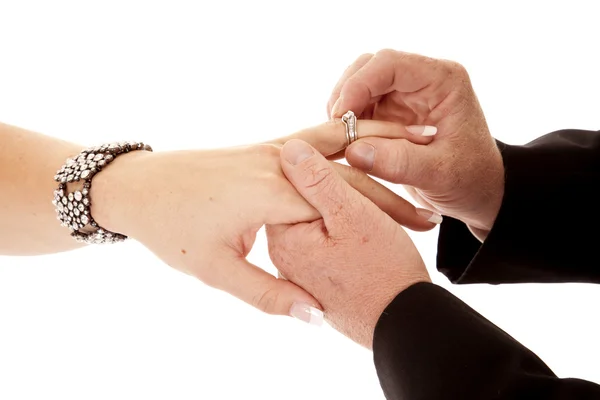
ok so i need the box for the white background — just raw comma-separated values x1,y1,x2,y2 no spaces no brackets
1,1,599,399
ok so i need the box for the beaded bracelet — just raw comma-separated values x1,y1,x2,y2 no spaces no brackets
52,141,152,244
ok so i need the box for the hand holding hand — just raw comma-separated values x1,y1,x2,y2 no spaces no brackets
328,50,505,238
267,139,430,347
87,120,436,324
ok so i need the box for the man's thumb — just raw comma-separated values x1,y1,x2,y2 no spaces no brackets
345,137,435,188
280,139,358,233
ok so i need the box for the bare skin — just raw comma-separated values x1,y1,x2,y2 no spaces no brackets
0,118,437,321
328,49,506,240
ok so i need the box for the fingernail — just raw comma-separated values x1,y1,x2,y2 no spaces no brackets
290,302,324,327
283,140,314,165
331,96,343,118
416,208,443,224
348,142,375,171
406,125,438,136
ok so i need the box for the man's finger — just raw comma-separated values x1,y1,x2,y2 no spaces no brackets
327,53,373,119
345,137,439,190
214,256,323,326
279,139,361,234
331,49,457,118
269,119,435,159
331,162,438,231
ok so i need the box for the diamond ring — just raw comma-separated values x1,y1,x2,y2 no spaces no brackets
341,110,358,146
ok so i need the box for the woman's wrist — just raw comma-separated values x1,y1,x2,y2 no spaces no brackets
90,150,154,237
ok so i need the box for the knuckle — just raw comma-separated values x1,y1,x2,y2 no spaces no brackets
443,60,470,81
375,48,399,60
253,143,281,158
252,287,280,315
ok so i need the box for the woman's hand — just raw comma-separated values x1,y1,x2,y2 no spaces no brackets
92,145,324,321
88,119,437,322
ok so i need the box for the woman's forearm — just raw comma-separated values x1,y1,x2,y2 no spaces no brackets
0,122,86,255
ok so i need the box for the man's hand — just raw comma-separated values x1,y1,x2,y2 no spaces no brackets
328,50,505,238
267,139,430,348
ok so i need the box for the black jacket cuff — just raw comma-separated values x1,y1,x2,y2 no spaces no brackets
437,132,600,284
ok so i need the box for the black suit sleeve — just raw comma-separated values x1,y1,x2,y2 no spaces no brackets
373,283,600,399
437,129,600,284
372,129,600,398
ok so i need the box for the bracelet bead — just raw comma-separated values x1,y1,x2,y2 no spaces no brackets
52,141,152,244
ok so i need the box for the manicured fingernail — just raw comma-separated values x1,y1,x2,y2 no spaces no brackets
416,208,443,224
348,142,375,171
331,96,343,118
283,140,314,165
406,125,438,136
290,302,324,326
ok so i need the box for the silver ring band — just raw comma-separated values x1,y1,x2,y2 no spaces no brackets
341,110,358,146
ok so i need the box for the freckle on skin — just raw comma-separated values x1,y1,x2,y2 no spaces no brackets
209,197,214,201
181,249,187,254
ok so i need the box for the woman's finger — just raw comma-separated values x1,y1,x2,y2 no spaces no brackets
331,162,438,231
211,256,324,325
268,119,435,159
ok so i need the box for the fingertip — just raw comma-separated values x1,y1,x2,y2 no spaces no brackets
258,276,322,318
345,140,379,174
281,139,316,166
383,207,440,232
406,132,436,145
345,141,375,172
336,82,370,118
416,208,443,225
406,125,438,137
290,301,324,327
271,279,323,325
407,221,438,232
